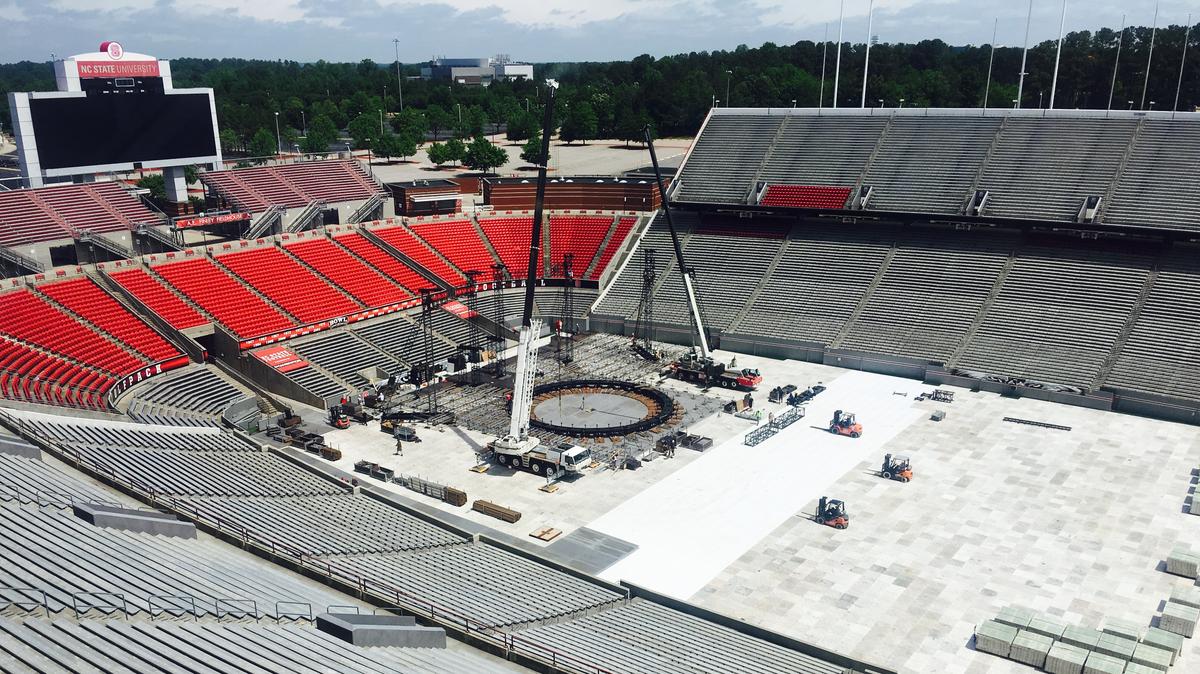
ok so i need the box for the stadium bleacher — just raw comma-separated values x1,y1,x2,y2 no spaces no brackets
1105,118,1200,230
403,219,496,279
476,217,534,277
217,246,362,324
108,266,210,330
591,215,639,280
0,618,508,673
284,236,411,308
674,114,784,203
125,367,253,427
153,257,297,338
335,230,440,292
37,277,180,362
0,181,160,247
547,215,613,277
200,160,382,213
289,330,404,387
758,185,851,209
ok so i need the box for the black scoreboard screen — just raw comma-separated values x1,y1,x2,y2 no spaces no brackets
28,89,217,170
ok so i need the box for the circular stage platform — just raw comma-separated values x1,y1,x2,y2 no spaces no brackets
529,379,676,437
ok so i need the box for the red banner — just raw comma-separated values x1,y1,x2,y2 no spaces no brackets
441,300,478,319
77,60,160,79
175,212,250,230
253,346,308,373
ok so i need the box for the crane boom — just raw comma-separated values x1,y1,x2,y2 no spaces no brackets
644,127,711,359
496,81,557,453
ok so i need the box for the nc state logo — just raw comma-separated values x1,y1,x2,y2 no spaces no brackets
101,41,124,59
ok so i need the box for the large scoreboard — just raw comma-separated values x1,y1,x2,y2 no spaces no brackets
8,42,222,187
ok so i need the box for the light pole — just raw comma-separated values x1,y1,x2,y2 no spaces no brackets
984,19,999,108
1012,99,1019,109
1048,0,1067,109
899,98,905,108
1128,100,1135,110
301,110,306,137
1148,101,1157,111
393,38,404,111
364,138,373,176
834,0,844,108
1017,0,1033,108
877,99,884,108
273,111,281,157
1142,1,1159,110
725,70,733,106
791,99,797,108
1108,15,1125,111
456,103,462,124
860,0,875,108
819,23,829,107
1173,14,1192,112
379,109,384,136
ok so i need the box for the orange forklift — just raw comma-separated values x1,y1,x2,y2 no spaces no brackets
828,410,862,438
880,453,913,482
815,497,850,529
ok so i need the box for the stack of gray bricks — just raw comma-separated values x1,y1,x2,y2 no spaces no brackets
1166,547,1200,579
975,604,1184,673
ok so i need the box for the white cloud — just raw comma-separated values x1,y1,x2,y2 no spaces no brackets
46,0,155,10
169,0,311,23
750,0,949,30
1,1,29,20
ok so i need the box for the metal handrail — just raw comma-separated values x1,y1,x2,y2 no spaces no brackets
71,591,129,619
215,598,259,622
148,594,199,621
0,587,50,618
274,601,313,622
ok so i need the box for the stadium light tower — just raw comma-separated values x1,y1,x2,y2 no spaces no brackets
1017,0,1033,108
725,70,733,107
1108,15,1125,111
393,38,404,111
1048,0,1067,109
984,19,999,108
819,23,828,107
1141,1,1159,110
860,0,875,108
833,0,844,108
1173,14,1191,112
273,111,281,157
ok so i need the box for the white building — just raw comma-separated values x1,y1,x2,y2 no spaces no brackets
420,56,533,86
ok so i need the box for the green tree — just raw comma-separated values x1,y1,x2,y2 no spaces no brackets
426,105,452,141
427,142,448,167
248,128,277,162
560,101,598,145
394,133,418,161
136,174,166,200
506,109,538,141
390,108,427,141
443,137,466,166
463,136,508,174
520,132,543,165
302,114,338,155
219,129,241,153
346,113,378,149
373,133,402,163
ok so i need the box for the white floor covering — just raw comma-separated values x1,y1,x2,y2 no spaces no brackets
588,369,934,598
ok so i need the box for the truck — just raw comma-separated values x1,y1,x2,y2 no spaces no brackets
671,351,762,390
489,440,593,478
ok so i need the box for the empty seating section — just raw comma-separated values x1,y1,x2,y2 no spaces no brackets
175,496,465,555
758,116,888,187
352,315,427,363
0,181,158,247
955,246,1150,386
355,224,463,284
0,336,113,409
201,160,381,213
547,216,612,276
675,115,783,203
593,223,679,320
20,417,247,452
477,217,533,277
0,288,145,376
0,503,347,619
1108,251,1200,399
760,185,851,209
72,446,341,497
405,220,495,279
978,118,1137,222
126,367,250,425
0,189,71,246
863,116,1002,213
335,231,434,292
326,544,623,627
1105,119,1200,230
154,258,295,338
591,216,638,279
0,453,115,506
290,331,401,388
519,599,844,674
839,232,1014,361
536,289,600,321
285,237,408,307
38,278,179,362
218,247,361,323
0,619,504,673
108,267,209,330
736,227,892,343
277,361,347,401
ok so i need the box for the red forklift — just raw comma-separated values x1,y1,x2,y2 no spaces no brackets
815,497,849,529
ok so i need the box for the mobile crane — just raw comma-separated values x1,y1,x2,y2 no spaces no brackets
486,81,592,478
644,128,762,392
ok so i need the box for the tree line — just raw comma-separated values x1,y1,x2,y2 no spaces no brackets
0,21,1196,169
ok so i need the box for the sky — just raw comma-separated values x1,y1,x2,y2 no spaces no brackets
1,0,1195,64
